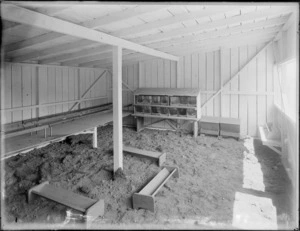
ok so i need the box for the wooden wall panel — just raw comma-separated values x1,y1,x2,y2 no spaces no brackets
206,52,214,116
221,48,231,118
230,47,239,119
136,42,275,137
214,51,220,117
62,67,69,112
239,45,249,135
47,66,56,115
4,63,12,124
198,53,206,116
12,64,22,122
55,67,63,113
2,63,108,124
247,45,258,136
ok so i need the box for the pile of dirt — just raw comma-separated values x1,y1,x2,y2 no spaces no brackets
2,124,293,228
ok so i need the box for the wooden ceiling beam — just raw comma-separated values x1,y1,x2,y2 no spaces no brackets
113,5,242,38
2,4,178,61
158,26,281,53
62,50,132,66
4,5,166,54
39,45,111,64
12,40,97,62
163,33,276,55
130,6,294,45
147,15,288,50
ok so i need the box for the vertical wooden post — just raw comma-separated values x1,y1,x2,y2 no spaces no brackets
93,127,97,148
137,117,144,132
193,121,198,138
113,46,123,172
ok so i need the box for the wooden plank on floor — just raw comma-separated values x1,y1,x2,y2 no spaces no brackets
55,67,63,114
239,45,249,136
29,182,96,212
4,63,12,124
206,52,214,116
247,45,258,136
198,52,206,116
12,64,22,122
230,47,239,118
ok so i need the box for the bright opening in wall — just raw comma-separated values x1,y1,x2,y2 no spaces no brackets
276,58,297,122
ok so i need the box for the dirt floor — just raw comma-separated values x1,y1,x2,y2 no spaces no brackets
2,124,295,229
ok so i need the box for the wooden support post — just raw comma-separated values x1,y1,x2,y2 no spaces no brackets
113,46,123,172
136,117,144,132
92,127,97,148
50,126,52,137
193,121,198,138
44,128,47,138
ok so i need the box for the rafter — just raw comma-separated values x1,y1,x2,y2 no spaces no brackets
2,4,178,61
39,45,111,64
158,26,280,53
112,5,242,38
147,16,288,50
130,6,293,45
4,5,166,54
12,40,96,62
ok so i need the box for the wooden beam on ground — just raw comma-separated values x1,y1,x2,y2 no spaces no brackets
93,127,98,148
123,146,166,167
69,70,107,111
2,4,179,61
113,46,123,172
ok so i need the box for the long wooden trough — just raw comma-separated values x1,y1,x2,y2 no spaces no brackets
132,166,179,212
123,146,166,166
28,181,104,226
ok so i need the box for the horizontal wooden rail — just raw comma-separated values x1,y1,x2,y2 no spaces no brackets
1,96,107,112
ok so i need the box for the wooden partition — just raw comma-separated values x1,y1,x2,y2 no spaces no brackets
2,62,110,124
138,42,275,137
